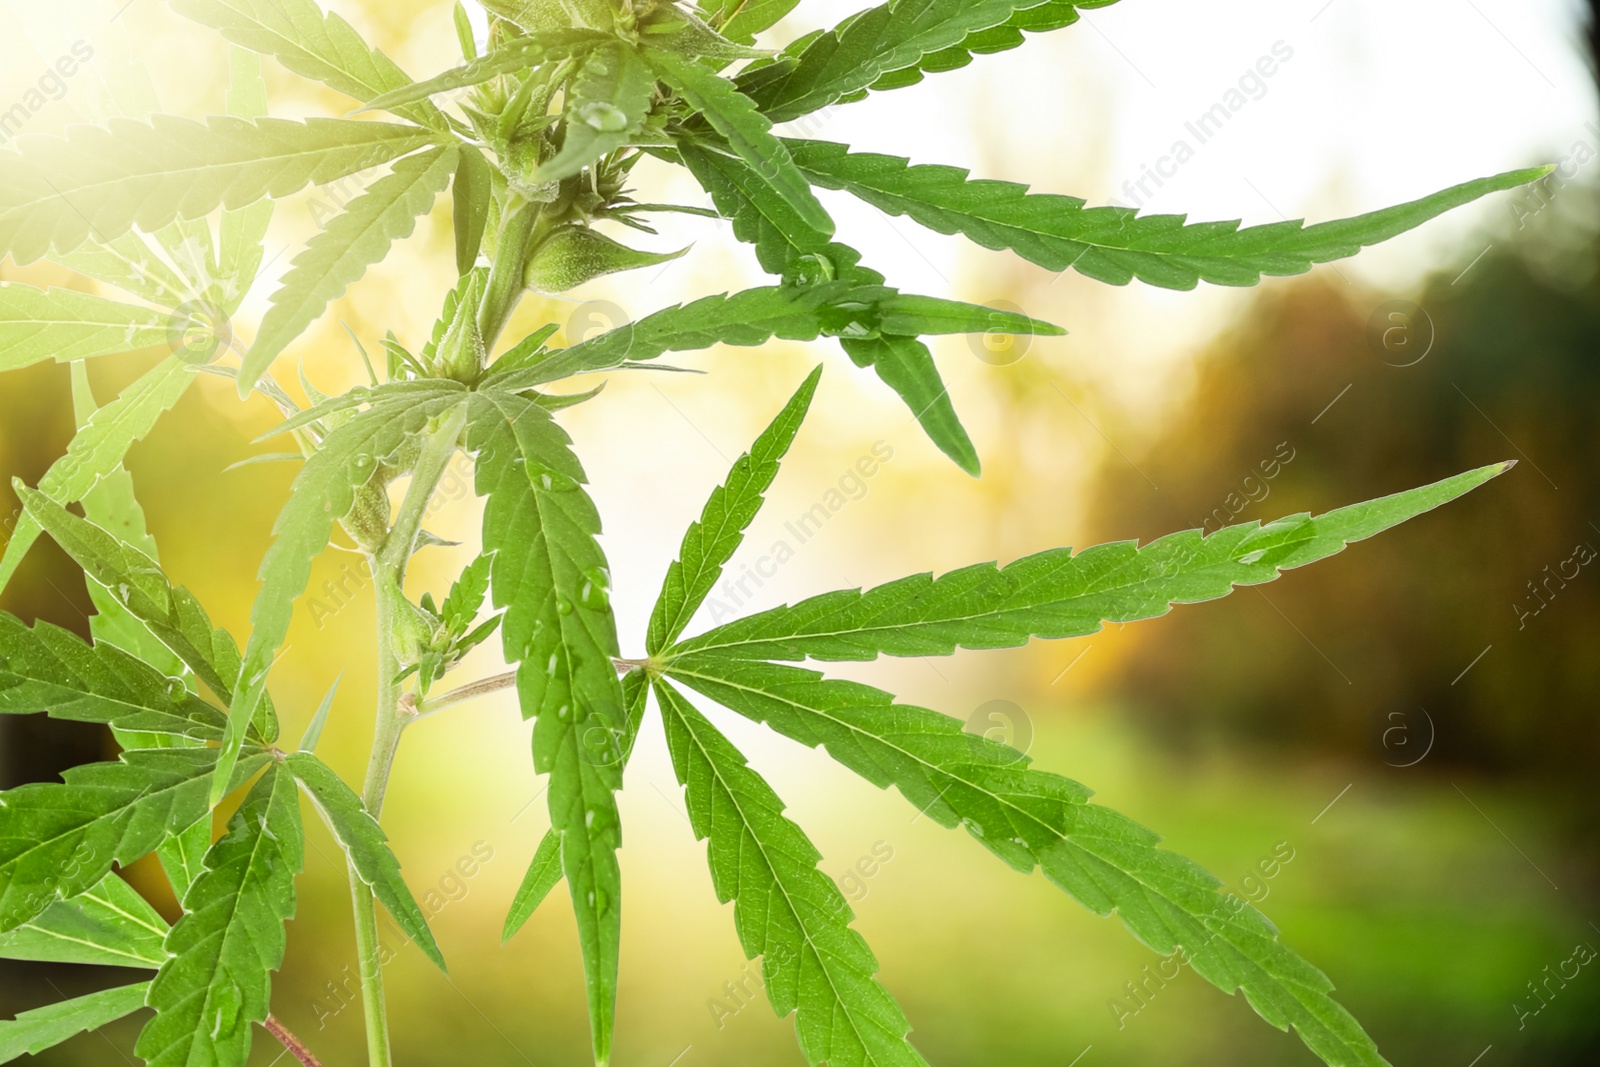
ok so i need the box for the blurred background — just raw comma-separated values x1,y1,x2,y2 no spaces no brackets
2,0,1597,1063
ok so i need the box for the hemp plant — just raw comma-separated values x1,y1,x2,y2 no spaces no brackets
0,1,1547,1065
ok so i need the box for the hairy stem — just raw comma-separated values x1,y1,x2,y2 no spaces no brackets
413,658,648,722
413,669,517,720
348,406,470,1067
264,1015,326,1067
477,194,543,353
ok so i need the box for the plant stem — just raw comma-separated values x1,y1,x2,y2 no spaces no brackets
413,658,649,722
348,405,470,1067
264,1015,326,1067
478,194,543,352
413,669,517,720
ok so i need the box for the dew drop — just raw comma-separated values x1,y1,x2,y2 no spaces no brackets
584,808,596,829
578,102,628,132
556,703,572,722
1237,550,1266,565
556,597,574,616
577,567,611,611
116,583,132,604
537,469,579,493
789,252,835,288
164,677,187,703
209,982,242,1039
589,887,612,915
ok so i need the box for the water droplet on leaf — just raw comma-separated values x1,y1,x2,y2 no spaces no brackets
577,567,611,611
788,253,835,288
579,102,628,132
209,982,242,1038
537,469,579,493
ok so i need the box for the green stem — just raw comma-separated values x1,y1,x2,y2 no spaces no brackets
477,194,544,353
348,600,399,1067
348,405,470,1067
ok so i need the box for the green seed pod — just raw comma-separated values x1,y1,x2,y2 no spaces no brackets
523,225,686,294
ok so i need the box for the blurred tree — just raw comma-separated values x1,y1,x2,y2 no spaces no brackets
1088,3,1600,806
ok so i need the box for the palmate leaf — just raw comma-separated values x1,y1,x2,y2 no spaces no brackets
499,282,897,388
0,283,171,371
224,395,471,804
135,765,303,1067
17,489,277,741
504,669,651,944
285,753,444,970
166,0,449,131
791,141,1555,289
672,462,1514,661
868,0,1119,93
678,143,1001,475
239,145,458,392
647,50,835,236
467,389,626,1064
0,982,151,1062
0,871,170,970
0,747,272,934
0,613,223,743
538,43,656,183
0,116,437,264
655,680,927,1067
665,655,1390,1067
737,0,1062,124
648,367,822,654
